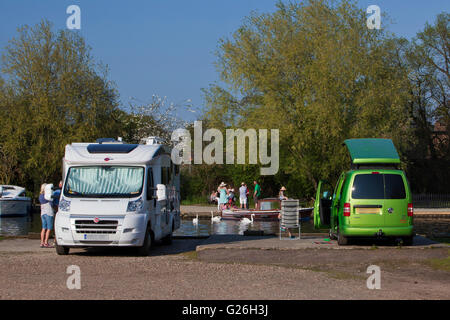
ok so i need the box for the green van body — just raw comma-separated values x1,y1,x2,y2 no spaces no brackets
314,139,414,245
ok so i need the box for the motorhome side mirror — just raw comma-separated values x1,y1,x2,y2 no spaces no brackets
156,184,167,201
44,184,54,201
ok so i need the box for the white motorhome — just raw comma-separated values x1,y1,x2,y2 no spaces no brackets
54,137,181,255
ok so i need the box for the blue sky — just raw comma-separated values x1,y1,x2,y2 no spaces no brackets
0,0,448,121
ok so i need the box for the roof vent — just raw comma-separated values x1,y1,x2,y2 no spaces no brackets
141,136,165,145
87,144,138,154
96,138,117,144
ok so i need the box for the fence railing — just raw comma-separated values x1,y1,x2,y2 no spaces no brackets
412,194,450,208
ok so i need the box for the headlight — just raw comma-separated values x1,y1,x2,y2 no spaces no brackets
127,197,144,212
59,197,71,212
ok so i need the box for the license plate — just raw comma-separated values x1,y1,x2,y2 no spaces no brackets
355,208,380,214
83,234,110,241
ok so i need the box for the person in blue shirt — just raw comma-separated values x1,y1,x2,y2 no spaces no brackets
52,180,62,212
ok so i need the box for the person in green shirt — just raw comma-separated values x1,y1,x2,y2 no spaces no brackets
253,180,261,209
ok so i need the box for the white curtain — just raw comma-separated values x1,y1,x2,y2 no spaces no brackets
67,167,144,195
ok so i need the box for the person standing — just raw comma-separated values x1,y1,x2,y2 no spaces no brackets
228,188,235,208
279,186,288,200
218,182,228,211
52,180,63,212
239,182,247,209
245,183,250,209
253,180,261,209
39,183,54,248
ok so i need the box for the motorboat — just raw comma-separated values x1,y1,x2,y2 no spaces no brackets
221,198,313,221
0,185,32,217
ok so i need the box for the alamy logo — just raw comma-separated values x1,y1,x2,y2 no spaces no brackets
366,265,381,289
171,121,279,175
66,265,81,289
366,5,381,30
66,5,81,30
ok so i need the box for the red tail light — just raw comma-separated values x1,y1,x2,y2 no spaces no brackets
408,203,413,217
343,203,351,216
372,171,380,174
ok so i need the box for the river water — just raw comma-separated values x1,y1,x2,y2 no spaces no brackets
1,213,447,238
0,213,316,237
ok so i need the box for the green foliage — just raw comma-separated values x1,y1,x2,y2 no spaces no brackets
401,13,450,192
0,8,448,204
0,20,122,195
203,0,413,198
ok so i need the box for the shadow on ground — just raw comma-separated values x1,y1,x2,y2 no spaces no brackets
67,235,273,257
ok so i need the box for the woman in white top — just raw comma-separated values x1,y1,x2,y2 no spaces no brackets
39,183,54,248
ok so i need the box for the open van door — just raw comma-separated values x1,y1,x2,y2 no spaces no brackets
314,181,333,229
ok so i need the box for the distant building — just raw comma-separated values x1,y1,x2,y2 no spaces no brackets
432,121,449,158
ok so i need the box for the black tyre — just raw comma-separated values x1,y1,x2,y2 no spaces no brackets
137,226,153,256
402,236,414,246
55,244,70,255
337,227,349,245
162,222,174,245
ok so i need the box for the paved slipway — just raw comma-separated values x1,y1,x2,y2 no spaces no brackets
0,236,448,300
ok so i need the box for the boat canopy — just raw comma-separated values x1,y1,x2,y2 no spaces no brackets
344,139,400,164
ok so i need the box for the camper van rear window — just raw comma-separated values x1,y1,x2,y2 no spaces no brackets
352,174,406,199
87,144,139,154
64,166,144,198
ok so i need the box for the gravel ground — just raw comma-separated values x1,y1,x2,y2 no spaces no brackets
0,238,448,300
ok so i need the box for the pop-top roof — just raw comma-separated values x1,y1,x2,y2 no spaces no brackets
344,139,400,164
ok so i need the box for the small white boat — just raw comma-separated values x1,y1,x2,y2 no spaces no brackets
0,185,32,217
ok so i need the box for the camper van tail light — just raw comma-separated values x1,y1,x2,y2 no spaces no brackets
59,198,71,212
408,203,414,217
343,203,351,216
127,197,144,213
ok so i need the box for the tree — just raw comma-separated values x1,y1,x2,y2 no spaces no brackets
402,13,449,191
121,95,194,144
203,0,412,197
0,20,122,193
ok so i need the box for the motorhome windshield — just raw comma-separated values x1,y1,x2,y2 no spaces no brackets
64,166,144,198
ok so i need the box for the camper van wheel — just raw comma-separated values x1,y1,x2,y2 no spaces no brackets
162,232,173,245
337,227,349,245
402,236,413,246
137,226,153,256
162,223,174,245
55,244,70,255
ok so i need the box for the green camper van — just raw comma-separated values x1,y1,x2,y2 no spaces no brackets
314,139,414,245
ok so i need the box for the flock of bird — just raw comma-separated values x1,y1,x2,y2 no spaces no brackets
192,212,255,227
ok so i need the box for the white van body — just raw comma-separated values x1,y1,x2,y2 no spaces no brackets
55,138,181,251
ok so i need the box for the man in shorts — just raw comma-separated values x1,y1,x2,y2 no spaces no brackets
239,182,247,209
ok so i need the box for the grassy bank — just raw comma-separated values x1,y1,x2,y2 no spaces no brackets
181,196,210,206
